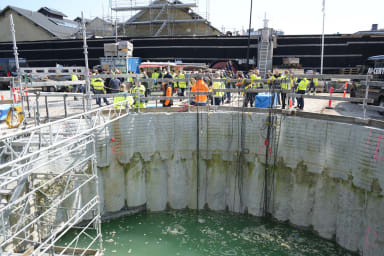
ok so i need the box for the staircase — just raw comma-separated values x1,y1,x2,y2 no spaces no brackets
258,40,270,78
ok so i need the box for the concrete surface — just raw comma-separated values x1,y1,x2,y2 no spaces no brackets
89,112,384,256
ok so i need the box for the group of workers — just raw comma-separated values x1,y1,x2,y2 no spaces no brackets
71,66,319,111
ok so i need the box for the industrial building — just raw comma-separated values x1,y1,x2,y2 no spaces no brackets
0,1,383,256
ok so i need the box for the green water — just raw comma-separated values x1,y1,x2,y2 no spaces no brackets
59,210,352,256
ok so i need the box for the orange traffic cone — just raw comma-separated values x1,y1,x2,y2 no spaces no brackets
289,98,293,108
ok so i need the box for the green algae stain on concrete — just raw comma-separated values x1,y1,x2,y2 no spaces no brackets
59,210,353,256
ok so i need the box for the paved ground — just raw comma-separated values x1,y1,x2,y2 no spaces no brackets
0,90,383,137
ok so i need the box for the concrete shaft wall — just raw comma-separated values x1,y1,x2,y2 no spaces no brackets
95,112,384,255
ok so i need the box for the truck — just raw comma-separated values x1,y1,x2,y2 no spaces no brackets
0,58,28,89
350,55,384,114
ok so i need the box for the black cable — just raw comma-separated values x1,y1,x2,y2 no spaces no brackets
196,103,200,212
246,0,253,70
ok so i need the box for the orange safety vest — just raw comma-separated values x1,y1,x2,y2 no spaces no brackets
164,86,173,106
191,80,208,103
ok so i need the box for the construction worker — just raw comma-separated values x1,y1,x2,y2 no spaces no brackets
70,73,82,100
190,76,209,106
177,70,187,98
243,70,258,107
91,77,109,107
212,73,224,105
113,84,133,110
296,78,309,110
309,73,319,95
281,71,291,109
130,79,146,109
152,69,160,81
109,74,121,94
161,70,174,107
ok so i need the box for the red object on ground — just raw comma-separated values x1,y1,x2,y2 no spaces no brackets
328,86,334,108
111,137,115,142
343,82,348,98
289,98,293,108
0,95,3,101
12,88,17,103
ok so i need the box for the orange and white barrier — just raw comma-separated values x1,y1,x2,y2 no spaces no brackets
343,82,348,98
327,86,334,109
11,87,29,103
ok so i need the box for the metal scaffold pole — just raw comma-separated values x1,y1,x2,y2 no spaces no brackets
320,0,326,75
9,14,25,125
246,0,253,70
82,12,92,111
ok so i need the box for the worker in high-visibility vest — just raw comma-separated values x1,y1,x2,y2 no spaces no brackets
243,71,259,107
190,77,209,106
281,71,291,109
308,73,319,95
161,71,174,107
70,74,82,100
152,70,160,80
296,78,309,110
113,85,134,110
91,77,109,107
212,73,224,105
177,70,187,98
130,80,146,109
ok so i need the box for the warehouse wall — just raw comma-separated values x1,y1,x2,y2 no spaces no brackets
93,112,384,256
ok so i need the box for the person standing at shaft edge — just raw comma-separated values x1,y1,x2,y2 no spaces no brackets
281,71,291,109
161,71,174,107
131,79,146,109
177,70,187,98
296,78,309,110
212,73,224,105
190,76,208,106
91,77,109,107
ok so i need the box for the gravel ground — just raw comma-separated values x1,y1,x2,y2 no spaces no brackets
0,90,383,137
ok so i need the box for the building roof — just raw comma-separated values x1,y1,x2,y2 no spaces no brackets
0,6,79,39
125,0,221,34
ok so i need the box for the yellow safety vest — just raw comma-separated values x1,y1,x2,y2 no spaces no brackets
92,78,104,90
152,72,159,79
313,78,319,87
113,94,128,109
213,81,224,97
71,74,78,81
178,74,187,88
297,79,309,91
131,85,146,108
281,76,291,90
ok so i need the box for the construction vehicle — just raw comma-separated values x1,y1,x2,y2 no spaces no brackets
350,55,384,114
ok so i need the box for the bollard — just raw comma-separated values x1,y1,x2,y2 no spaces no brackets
343,82,348,98
326,86,334,109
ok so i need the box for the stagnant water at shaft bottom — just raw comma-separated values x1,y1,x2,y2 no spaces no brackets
59,210,352,256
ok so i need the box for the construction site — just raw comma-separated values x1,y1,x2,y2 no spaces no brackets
0,0,383,256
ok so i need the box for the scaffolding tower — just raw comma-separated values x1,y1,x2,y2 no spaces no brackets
110,0,211,37
0,101,131,255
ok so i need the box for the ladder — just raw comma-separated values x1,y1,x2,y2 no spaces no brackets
258,40,270,78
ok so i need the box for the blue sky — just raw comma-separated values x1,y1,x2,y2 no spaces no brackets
1,0,383,35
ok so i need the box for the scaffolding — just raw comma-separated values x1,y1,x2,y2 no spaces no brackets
110,0,212,37
0,101,133,255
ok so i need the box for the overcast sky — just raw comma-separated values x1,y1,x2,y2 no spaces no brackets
1,0,383,34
